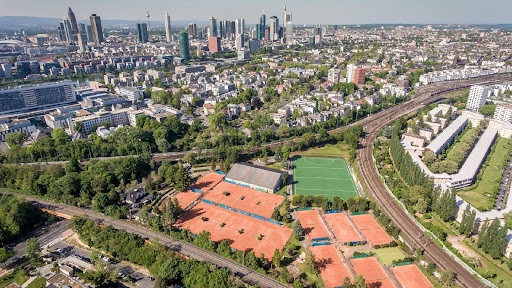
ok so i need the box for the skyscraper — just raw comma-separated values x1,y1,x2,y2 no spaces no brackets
283,5,287,31
77,34,87,51
208,17,218,38
68,7,79,35
78,23,86,35
187,23,197,38
165,13,172,42
235,34,244,51
235,19,245,36
89,14,104,45
259,14,266,40
227,21,235,40
269,16,279,41
137,23,149,43
179,32,190,62
62,18,73,44
219,20,226,38
86,25,93,42
58,22,66,41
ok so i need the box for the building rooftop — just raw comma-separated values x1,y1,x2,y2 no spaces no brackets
450,127,498,183
225,162,284,191
426,116,468,155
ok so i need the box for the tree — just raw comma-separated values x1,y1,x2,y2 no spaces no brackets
0,247,14,263
303,249,316,274
272,248,281,268
5,132,26,147
354,275,367,288
439,270,454,288
51,128,69,146
281,145,291,160
25,237,41,262
458,206,475,237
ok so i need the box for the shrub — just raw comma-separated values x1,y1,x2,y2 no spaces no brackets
220,222,225,227
223,191,230,196
238,229,244,234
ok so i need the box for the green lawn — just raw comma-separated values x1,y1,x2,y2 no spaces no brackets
445,127,479,163
369,247,405,266
301,144,349,158
0,269,29,287
266,162,283,171
26,276,47,288
464,239,512,287
459,138,512,211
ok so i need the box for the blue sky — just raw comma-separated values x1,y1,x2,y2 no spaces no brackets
1,0,511,24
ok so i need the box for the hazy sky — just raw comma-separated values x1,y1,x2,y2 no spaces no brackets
1,0,511,25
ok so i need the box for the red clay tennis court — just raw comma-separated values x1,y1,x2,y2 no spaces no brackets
171,190,201,210
391,264,433,288
310,245,352,288
203,181,285,219
175,202,292,260
351,257,396,288
296,210,330,242
351,214,392,246
323,212,362,244
190,172,224,192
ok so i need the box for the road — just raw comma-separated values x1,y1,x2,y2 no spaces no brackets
4,219,69,268
0,191,287,288
353,77,512,287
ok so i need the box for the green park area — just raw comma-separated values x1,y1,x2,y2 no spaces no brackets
459,138,512,211
0,269,29,287
370,247,405,266
445,127,480,164
300,144,349,158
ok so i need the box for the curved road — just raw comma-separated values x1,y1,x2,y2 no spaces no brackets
0,192,287,288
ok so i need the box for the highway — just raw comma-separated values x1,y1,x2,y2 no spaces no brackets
353,76,512,288
0,191,287,288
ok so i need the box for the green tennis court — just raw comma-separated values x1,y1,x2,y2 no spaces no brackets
293,156,359,201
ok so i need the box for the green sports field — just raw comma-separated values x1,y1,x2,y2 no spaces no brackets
293,156,359,201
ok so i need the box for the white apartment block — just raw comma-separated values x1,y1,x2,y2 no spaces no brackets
328,68,341,83
0,120,36,142
346,64,356,83
71,108,130,134
493,104,512,123
119,87,143,101
466,85,490,112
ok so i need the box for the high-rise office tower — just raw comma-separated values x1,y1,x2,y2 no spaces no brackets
137,23,149,43
187,23,197,38
68,7,79,35
346,64,356,83
283,5,287,31
219,20,226,38
255,24,262,40
165,13,172,42
62,18,73,44
235,19,245,36
208,17,218,38
269,16,279,41
259,14,266,40
89,14,104,45
285,21,293,43
235,34,244,51
86,25,93,42
179,32,190,62
78,23,86,35
77,34,87,51
58,22,66,41
227,21,235,40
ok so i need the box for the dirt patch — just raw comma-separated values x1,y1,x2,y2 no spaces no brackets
447,235,480,259
63,232,90,250
119,260,151,276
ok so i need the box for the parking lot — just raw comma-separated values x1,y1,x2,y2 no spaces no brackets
495,156,512,210
44,241,155,287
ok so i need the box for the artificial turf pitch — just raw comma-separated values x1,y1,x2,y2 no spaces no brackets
293,156,359,201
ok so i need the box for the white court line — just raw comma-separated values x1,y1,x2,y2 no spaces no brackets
296,187,359,193
302,158,336,166
296,167,348,170
298,177,353,181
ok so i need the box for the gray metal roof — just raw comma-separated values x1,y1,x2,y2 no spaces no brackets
426,116,468,155
226,162,283,190
450,127,498,183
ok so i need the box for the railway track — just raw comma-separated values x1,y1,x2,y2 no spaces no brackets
353,78,511,287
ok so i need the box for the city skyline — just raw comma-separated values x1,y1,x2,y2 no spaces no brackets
2,0,512,25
